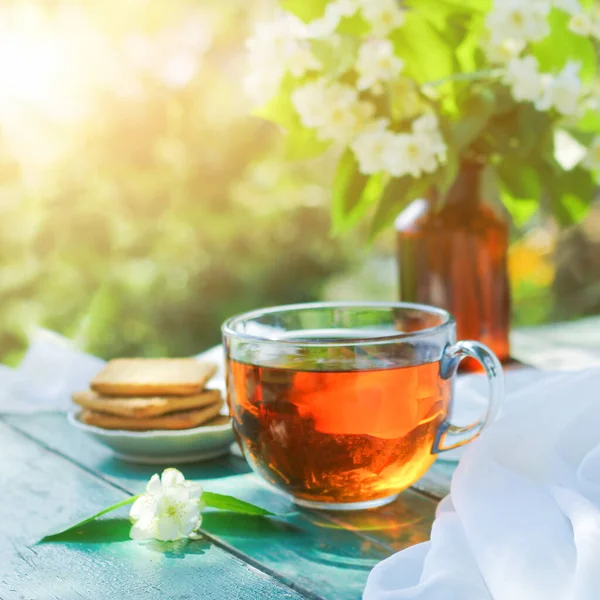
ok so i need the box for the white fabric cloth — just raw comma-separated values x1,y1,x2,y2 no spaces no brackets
442,368,565,461
364,368,600,600
0,330,105,414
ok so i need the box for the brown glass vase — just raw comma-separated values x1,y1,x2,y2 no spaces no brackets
395,161,511,369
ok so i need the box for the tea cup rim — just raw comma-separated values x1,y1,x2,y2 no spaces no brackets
222,301,455,347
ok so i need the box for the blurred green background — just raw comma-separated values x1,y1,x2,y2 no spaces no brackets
0,0,597,365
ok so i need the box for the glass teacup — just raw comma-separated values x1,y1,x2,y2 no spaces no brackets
223,302,503,510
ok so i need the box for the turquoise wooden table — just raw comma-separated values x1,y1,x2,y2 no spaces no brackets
2,320,599,600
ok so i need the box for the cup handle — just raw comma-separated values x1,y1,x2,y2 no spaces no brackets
432,340,504,454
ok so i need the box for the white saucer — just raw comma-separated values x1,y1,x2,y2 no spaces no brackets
68,411,235,465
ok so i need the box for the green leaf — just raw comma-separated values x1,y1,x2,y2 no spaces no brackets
391,12,455,84
387,78,427,122
405,0,489,17
310,37,359,78
455,15,487,72
432,117,459,196
544,165,595,226
578,109,600,135
437,151,459,198
497,162,541,227
500,193,539,228
202,492,275,516
284,128,331,160
336,13,369,35
369,176,429,240
280,0,326,22
41,495,140,542
515,104,553,159
532,10,596,81
331,152,385,234
451,88,496,151
497,163,542,201
252,75,300,129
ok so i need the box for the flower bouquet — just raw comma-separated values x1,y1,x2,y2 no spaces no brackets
246,0,600,235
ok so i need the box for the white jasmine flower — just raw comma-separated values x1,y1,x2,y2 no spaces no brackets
582,136,600,171
244,16,322,105
503,55,544,103
569,12,593,36
352,115,446,177
412,113,439,135
360,0,405,37
332,0,360,17
356,39,404,92
129,468,204,542
318,99,376,143
554,129,587,170
318,83,374,143
351,123,396,174
412,113,447,162
286,44,322,78
536,61,583,116
292,79,374,143
554,0,582,15
486,0,550,44
306,0,360,37
387,133,440,177
306,6,342,37
483,37,526,64
291,79,330,128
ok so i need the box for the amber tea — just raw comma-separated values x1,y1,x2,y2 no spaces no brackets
228,359,451,505
223,302,503,510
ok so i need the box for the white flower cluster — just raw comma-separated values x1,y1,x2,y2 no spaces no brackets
245,1,444,178
503,56,583,117
245,0,405,106
292,79,375,143
569,7,600,39
351,113,446,178
244,15,322,105
356,39,404,93
292,71,447,177
482,0,587,117
482,0,587,65
485,0,550,56
310,0,405,38
130,468,204,542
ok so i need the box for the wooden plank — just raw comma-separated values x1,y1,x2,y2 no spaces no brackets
4,414,437,599
0,421,304,600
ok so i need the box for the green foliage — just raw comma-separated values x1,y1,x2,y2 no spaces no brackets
498,165,542,226
543,165,596,226
280,0,325,23
252,0,600,242
451,87,497,151
391,13,456,84
368,176,428,239
532,10,597,81
406,0,491,15
0,0,356,364
253,75,302,129
203,492,275,516
41,491,275,542
331,151,377,234
41,496,139,541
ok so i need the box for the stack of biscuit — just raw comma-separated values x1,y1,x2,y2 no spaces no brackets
73,358,226,431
